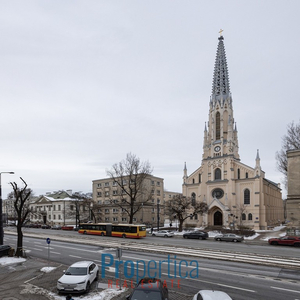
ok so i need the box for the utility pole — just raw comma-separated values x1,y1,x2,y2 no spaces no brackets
157,203,160,231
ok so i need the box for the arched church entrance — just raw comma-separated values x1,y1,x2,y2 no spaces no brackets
214,211,223,226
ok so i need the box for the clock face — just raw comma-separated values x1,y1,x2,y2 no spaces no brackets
214,146,221,152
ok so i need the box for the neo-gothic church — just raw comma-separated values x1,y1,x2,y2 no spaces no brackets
182,35,284,230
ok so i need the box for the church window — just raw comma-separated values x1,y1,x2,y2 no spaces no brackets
242,213,246,220
246,172,248,178
199,174,202,183
244,189,250,205
195,214,198,220
237,169,240,179
212,188,224,199
248,213,253,221
216,112,220,140
192,178,195,184
191,193,196,206
215,168,221,180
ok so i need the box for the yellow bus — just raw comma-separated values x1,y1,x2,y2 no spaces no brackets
78,223,147,239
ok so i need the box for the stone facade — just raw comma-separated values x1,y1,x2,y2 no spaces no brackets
286,149,300,228
182,35,284,230
93,175,165,227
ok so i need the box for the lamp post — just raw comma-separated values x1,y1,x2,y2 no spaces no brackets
0,172,14,245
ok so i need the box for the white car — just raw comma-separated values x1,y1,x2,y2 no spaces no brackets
57,261,99,294
152,230,174,237
193,290,232,300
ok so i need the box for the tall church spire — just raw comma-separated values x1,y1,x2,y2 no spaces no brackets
211,35,231,103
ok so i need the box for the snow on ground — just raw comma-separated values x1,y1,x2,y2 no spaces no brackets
41,266,57,273
0,256,26,265
48,288,125,300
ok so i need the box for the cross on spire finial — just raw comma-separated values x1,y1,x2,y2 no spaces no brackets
219,29,224,36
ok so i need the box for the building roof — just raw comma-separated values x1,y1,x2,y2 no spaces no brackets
211,35,230,102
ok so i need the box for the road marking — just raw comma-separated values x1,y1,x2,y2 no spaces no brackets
271,286,300,294
69,255,82,258
51,251,61,255
162,273,256,293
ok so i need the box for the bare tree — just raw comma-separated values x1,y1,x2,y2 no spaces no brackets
276,121,300,188
107,153,153,224
10,177,32,257
167,195,208,232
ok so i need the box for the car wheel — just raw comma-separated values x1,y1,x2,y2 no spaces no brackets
122,234,126,238
152,234,156,236
294,243,300,247
271,241,278,245
233,239,238,242
83,231,87,235
198,236,203,240
183,236,187,239
85,281,91,293
101,232,104,236
164,235,168,238
216,238,221,241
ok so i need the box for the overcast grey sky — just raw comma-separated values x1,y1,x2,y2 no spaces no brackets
1,1,299,198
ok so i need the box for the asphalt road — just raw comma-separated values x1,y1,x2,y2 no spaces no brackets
3,233,300,300
9,227,300,259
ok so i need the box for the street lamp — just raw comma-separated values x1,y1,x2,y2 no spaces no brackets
0,172,14,245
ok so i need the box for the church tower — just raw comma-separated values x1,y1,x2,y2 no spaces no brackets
203,35,239,160
182,33,283,230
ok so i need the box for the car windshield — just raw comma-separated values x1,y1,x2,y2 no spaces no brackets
65,267,87,276
131,290,162,300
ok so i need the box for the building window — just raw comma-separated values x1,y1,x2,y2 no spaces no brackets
216,112,220,140
113,217,118,222
112,181,118,186
242,213,246,220
113,190,118,195
195,214,198,220
192,178,195,184
58,215,61,220
157,199,160,204
105,191,109,197
237,168,240,179
245,172,248,178
248,213,253,221
113,208,118,213
133,218,137,222
215,168,221,180
199,174,201,183
122,218,127,222
244,189,250,205
157,190,160,196
53,215,56,220
97,200,101,205
105,217,109,222
49,215,51,220
151,181,155,186
105,182,109,186
97,192,102,197
105,209,110,213
191,193,196,206
58,205,61,211
70,205,74,211
53,205,56,211
97,183,102,187
157,181,160,186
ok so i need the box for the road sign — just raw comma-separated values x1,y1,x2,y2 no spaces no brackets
46,238,51,244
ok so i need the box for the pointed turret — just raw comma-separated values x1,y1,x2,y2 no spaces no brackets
255,149,261,177
183,162,187,183
211,35,231,104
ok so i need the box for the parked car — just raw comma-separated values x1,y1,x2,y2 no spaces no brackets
152,230,174,238
57,261,99,294
183,231,209,240
268,236,300,247
126,278,169,300
51,225,62,230
192,290,232,300
214,233,244,242
41,224,51,229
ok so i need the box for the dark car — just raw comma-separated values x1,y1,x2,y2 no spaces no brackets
183,231,209,240
126,278,169,300
41,224,51,229
268,236,300,247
